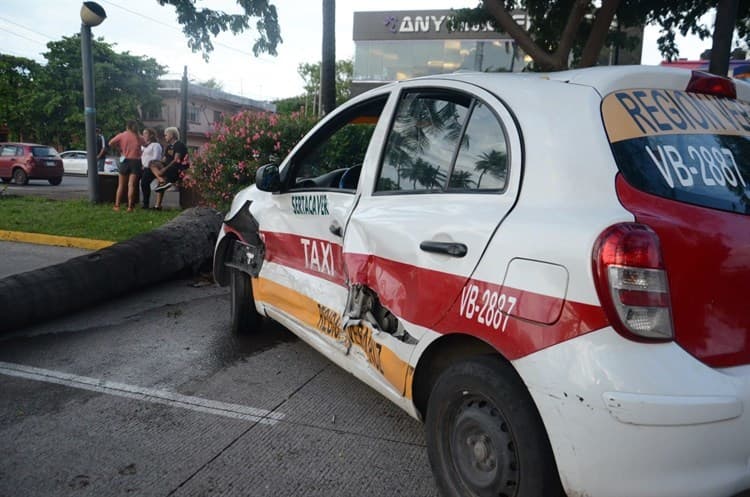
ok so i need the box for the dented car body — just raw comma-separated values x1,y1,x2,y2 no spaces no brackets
214,67,750,497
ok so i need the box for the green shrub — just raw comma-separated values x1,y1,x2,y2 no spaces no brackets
184,110,317,212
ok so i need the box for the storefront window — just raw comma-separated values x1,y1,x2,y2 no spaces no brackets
354,39,524,83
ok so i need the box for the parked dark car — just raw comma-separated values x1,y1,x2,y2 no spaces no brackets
0,142,64,185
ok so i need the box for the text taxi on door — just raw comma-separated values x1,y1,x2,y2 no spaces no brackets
213,66,750,497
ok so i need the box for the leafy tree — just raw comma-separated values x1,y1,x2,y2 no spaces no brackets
317,124,376,168
451,1,750,71
0,55,42,142
273,95,307,115
2,36,166,149
157,0,282,60
298,59,353,113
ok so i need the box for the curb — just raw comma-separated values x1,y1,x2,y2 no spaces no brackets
0,230,114,251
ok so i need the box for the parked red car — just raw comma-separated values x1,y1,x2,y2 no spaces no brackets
0,142,64,185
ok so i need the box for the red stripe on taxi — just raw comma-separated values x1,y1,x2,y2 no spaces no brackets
262,231,609,359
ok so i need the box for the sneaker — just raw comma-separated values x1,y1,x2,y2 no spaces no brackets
154,182,173,193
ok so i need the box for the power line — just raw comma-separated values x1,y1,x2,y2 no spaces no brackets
1,27,46,46
0,15,54,41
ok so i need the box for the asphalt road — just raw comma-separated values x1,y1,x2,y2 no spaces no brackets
0,241,90,279
2,174,91,200
2,173,180,206
0,255,437,497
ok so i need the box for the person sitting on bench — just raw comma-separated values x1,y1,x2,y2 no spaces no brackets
150,126,188,210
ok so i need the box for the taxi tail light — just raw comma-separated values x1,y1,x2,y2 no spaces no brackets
592,223,674,341
686,71,737,99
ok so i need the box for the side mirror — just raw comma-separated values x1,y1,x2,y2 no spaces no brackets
256,163,281,192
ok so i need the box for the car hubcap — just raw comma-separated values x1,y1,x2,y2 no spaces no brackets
451,398,519,497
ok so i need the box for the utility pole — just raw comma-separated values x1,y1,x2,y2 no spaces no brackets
80,1,106,203
180,66,188,143
321,0,336,116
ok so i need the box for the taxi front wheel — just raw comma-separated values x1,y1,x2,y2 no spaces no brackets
425,355,563,497
229,268,261,334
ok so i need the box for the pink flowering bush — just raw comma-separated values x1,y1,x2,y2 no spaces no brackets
183,110,317,211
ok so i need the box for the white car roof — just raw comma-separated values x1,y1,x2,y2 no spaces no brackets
405,65,750,102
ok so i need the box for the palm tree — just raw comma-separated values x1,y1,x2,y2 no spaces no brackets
400,157,446,190
475,149,507,188
449,169,476,189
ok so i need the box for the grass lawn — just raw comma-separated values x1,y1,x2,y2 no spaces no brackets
0,195,182,242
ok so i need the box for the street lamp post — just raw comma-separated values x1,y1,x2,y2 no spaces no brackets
80,1,106,203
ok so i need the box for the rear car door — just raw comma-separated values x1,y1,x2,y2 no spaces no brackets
340,81,523,397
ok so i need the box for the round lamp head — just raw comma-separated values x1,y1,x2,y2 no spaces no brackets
80,1,107,27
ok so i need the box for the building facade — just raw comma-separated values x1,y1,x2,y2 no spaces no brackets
142,81,275,150
351,10,644,96
352,10,527,95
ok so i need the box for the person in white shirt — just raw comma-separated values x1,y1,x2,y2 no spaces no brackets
140,127,163,209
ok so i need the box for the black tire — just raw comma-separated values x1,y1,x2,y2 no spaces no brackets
12,168,28,185
1,178,10,183
230,268,261,334
48,177,62,186
425,355,563,497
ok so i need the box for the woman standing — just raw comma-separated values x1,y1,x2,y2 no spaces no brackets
108,120,144,212
139,127,163,209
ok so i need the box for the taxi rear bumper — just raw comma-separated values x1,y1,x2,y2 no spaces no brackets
514,328,750,497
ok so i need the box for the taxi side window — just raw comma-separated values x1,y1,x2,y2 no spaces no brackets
377,92,469,192
376,91,508,193
286,96,386,191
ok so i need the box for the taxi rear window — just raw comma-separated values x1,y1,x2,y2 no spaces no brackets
602,89,750,214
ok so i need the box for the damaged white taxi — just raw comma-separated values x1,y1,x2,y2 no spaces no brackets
214,66,750,497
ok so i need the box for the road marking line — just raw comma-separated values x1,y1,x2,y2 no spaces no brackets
0,361,284,425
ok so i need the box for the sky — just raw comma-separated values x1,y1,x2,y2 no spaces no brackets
1,0,716,102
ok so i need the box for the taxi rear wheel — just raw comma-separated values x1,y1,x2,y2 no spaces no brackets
425,355,563,497
230,268,260,334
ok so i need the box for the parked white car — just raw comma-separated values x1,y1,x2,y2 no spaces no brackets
60,150,119,174
213,66,750,497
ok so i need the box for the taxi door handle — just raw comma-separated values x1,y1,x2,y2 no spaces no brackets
420,241,467,258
